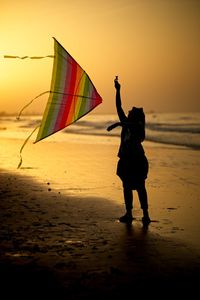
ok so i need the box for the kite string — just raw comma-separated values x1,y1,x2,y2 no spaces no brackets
16,90,50,168
17,91,50,120
16,90,65,168
17,126,40,169
16,90,98,122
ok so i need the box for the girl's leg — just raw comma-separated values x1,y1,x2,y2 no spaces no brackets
137,183,151,222
119,185,133,222
123,186,133,215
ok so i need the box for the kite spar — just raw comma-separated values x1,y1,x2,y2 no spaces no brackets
5,38,102,167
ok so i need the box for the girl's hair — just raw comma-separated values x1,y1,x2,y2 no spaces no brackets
130,107,145,142
130,107,145,126
107,107,146,142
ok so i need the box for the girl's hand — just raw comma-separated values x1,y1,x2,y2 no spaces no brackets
114,77,121,91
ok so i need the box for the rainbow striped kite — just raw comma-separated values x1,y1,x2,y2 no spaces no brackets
6,37,102,168
36,38,102,142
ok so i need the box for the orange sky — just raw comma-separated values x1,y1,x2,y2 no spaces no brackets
1,0,200,115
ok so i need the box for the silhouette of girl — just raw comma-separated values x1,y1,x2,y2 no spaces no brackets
107,77,151,224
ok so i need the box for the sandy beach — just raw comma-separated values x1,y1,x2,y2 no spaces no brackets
0,136,200,298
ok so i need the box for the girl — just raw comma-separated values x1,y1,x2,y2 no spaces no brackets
107,78,151,224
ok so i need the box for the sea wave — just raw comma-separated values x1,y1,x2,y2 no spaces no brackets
0,113,200,149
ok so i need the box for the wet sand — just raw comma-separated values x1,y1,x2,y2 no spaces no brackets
0,137,200,298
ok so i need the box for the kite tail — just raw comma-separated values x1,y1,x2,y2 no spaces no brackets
17,126,40,169
17,91,50,120
4,55,54,59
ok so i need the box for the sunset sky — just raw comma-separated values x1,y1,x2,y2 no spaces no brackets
1,0,200,115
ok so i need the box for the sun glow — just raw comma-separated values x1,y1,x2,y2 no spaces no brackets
1,0,200,114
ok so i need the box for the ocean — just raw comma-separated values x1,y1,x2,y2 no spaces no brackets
0,112,200,150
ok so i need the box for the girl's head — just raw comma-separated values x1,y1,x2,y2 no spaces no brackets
128,107,145,124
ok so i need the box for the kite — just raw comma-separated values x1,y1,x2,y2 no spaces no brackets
5,37,102,167
35,38,102,143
